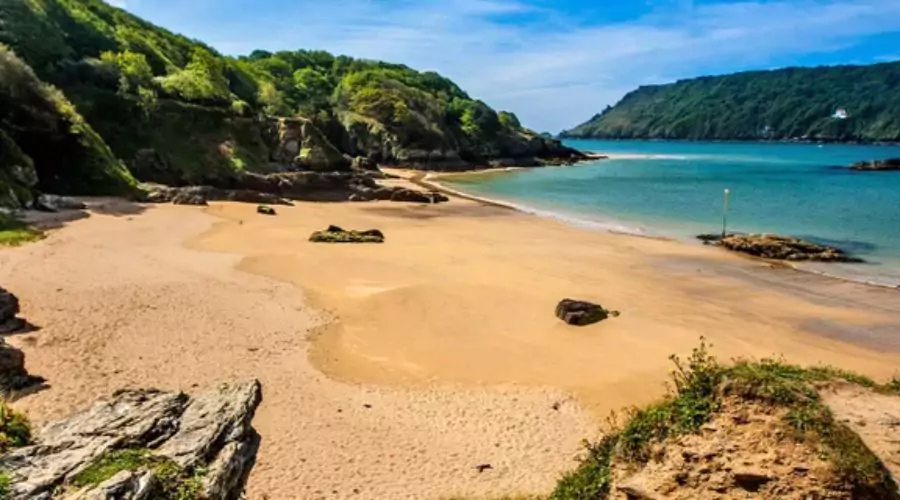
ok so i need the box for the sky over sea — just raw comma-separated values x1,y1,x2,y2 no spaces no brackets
109,0,900,132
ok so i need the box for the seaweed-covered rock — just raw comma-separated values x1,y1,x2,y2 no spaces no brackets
555,299,617,326
310,226,385,244
0,380,262,499
849,158,900,171
257,205,276,216
389,189,449,204
714,234,864,262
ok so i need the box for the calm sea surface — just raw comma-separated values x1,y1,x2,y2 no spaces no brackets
442,140,900,286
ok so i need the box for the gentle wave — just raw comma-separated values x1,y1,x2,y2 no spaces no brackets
437,177,900,289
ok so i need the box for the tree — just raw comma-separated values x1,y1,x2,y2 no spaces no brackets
100,51,157,113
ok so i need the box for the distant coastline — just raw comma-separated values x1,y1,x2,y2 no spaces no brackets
559,136,900,147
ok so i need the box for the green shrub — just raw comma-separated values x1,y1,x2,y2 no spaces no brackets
550,436,617,500
0,401,31,452
0,45,136,197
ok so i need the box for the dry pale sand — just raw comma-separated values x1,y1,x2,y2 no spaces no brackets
1,201,597,500
2,186,900,499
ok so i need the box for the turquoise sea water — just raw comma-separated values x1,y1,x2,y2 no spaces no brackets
442,140,900,287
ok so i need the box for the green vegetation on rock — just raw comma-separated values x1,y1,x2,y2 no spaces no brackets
0,213,43,246
0,44,135,199
72,448,205,499
0,400,30,452
551,342,900,500
563,62,900,142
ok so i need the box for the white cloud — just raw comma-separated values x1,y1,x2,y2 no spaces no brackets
107,0,126,6
123,0,900,132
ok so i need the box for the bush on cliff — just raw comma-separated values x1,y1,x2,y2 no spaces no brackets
0,45,135,197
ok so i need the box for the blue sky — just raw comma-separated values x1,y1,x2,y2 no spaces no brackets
110,0,900,132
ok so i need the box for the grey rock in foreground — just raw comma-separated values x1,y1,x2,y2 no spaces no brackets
0,380,262,500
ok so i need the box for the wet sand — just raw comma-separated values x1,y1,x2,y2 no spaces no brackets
193,193,900,418
2,189,900,499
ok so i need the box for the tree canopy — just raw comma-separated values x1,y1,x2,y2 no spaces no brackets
562,62,900,142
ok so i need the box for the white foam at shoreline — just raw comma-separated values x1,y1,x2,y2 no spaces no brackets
432,175,900,290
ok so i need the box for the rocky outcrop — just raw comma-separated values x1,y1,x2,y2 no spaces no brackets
309,225,385,244
171,191,209,206
34,194,87,212
555,299,619,326
267,117,350,171
141,171,449,206
706,234,864,262
142,184,291,206
348,176,449,204
0,380,262,500
0,286,26,334
849,158,900,171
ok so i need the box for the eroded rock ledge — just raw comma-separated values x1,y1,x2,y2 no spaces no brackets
1,380,262,500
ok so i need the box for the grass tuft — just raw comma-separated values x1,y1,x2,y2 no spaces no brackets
882,377,900,396
550,436,617,500
0,471,10,500
618,340,722,463
0,401,31,452
0,213,43,247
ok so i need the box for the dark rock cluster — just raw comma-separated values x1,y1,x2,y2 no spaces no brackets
702,233,864,263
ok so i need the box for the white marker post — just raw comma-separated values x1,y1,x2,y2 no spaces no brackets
722,188,731,238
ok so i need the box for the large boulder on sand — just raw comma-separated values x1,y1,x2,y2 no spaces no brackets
0,286,25,334
555,299,618,326
0,380,262,500
0,338,37,392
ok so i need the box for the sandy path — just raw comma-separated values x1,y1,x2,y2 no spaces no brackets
1,202,597,500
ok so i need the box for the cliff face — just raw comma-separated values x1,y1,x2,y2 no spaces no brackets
0,46,135,207
563,61,900,142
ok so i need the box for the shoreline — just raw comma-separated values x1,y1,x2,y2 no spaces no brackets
560,137,900,147
389,166,900,291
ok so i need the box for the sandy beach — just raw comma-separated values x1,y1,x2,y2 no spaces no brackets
3,182,900,498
